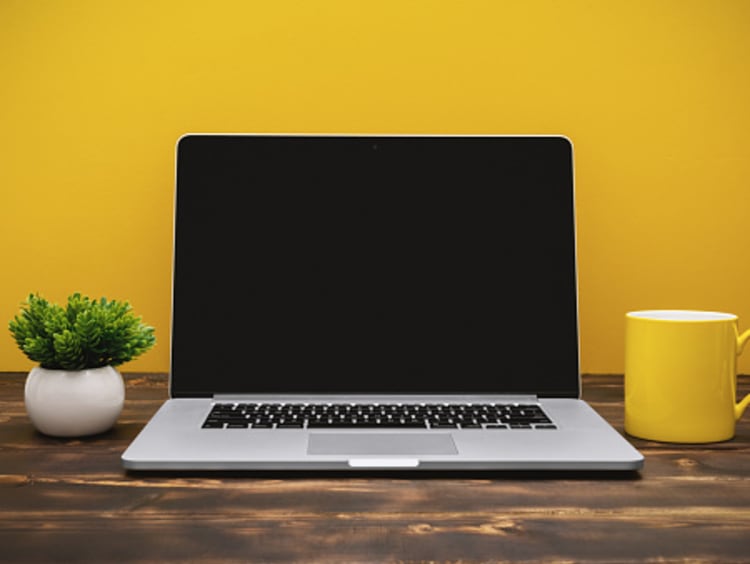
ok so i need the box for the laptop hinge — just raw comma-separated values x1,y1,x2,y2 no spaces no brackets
211,394,540,403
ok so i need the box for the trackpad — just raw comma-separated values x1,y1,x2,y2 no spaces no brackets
307,433,458,455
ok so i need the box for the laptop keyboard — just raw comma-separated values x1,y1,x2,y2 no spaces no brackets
201,402,556,430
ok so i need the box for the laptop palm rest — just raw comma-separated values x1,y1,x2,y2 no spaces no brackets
307,433,458,455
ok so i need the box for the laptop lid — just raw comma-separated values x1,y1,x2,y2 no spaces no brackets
170,134,579,399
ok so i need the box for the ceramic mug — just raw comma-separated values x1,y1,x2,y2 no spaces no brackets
625,310,750,443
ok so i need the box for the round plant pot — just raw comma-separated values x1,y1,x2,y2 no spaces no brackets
24,365,125,437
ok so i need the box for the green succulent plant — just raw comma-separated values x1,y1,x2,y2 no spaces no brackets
9,293,156,370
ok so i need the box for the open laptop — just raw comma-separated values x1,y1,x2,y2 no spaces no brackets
121,134,644,471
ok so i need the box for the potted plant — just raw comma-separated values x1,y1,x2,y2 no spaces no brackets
8,292,156,437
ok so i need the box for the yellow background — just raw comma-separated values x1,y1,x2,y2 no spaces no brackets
2,0,749,374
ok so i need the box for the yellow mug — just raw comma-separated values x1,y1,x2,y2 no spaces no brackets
625,310,750,443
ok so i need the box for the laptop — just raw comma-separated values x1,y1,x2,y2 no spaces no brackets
121,133,644,471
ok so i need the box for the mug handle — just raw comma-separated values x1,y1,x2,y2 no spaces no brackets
735,329,750,420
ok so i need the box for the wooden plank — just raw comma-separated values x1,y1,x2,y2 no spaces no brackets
1,501,749,562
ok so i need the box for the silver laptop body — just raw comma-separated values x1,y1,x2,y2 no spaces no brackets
122,134,643,471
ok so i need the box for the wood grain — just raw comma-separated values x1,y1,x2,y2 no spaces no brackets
1,373,749,563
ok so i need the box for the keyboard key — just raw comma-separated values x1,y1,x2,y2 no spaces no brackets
202,421,224,429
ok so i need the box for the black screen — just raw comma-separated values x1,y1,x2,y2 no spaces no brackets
171,135,579,397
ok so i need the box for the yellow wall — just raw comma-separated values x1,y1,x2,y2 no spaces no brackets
2,0,749,374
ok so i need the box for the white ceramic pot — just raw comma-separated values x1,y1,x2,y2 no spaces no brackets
24,365,125,437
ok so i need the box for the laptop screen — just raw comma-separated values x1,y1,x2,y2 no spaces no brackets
171,135,579,398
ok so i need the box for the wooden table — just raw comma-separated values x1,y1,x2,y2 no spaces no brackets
1,373,749,563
